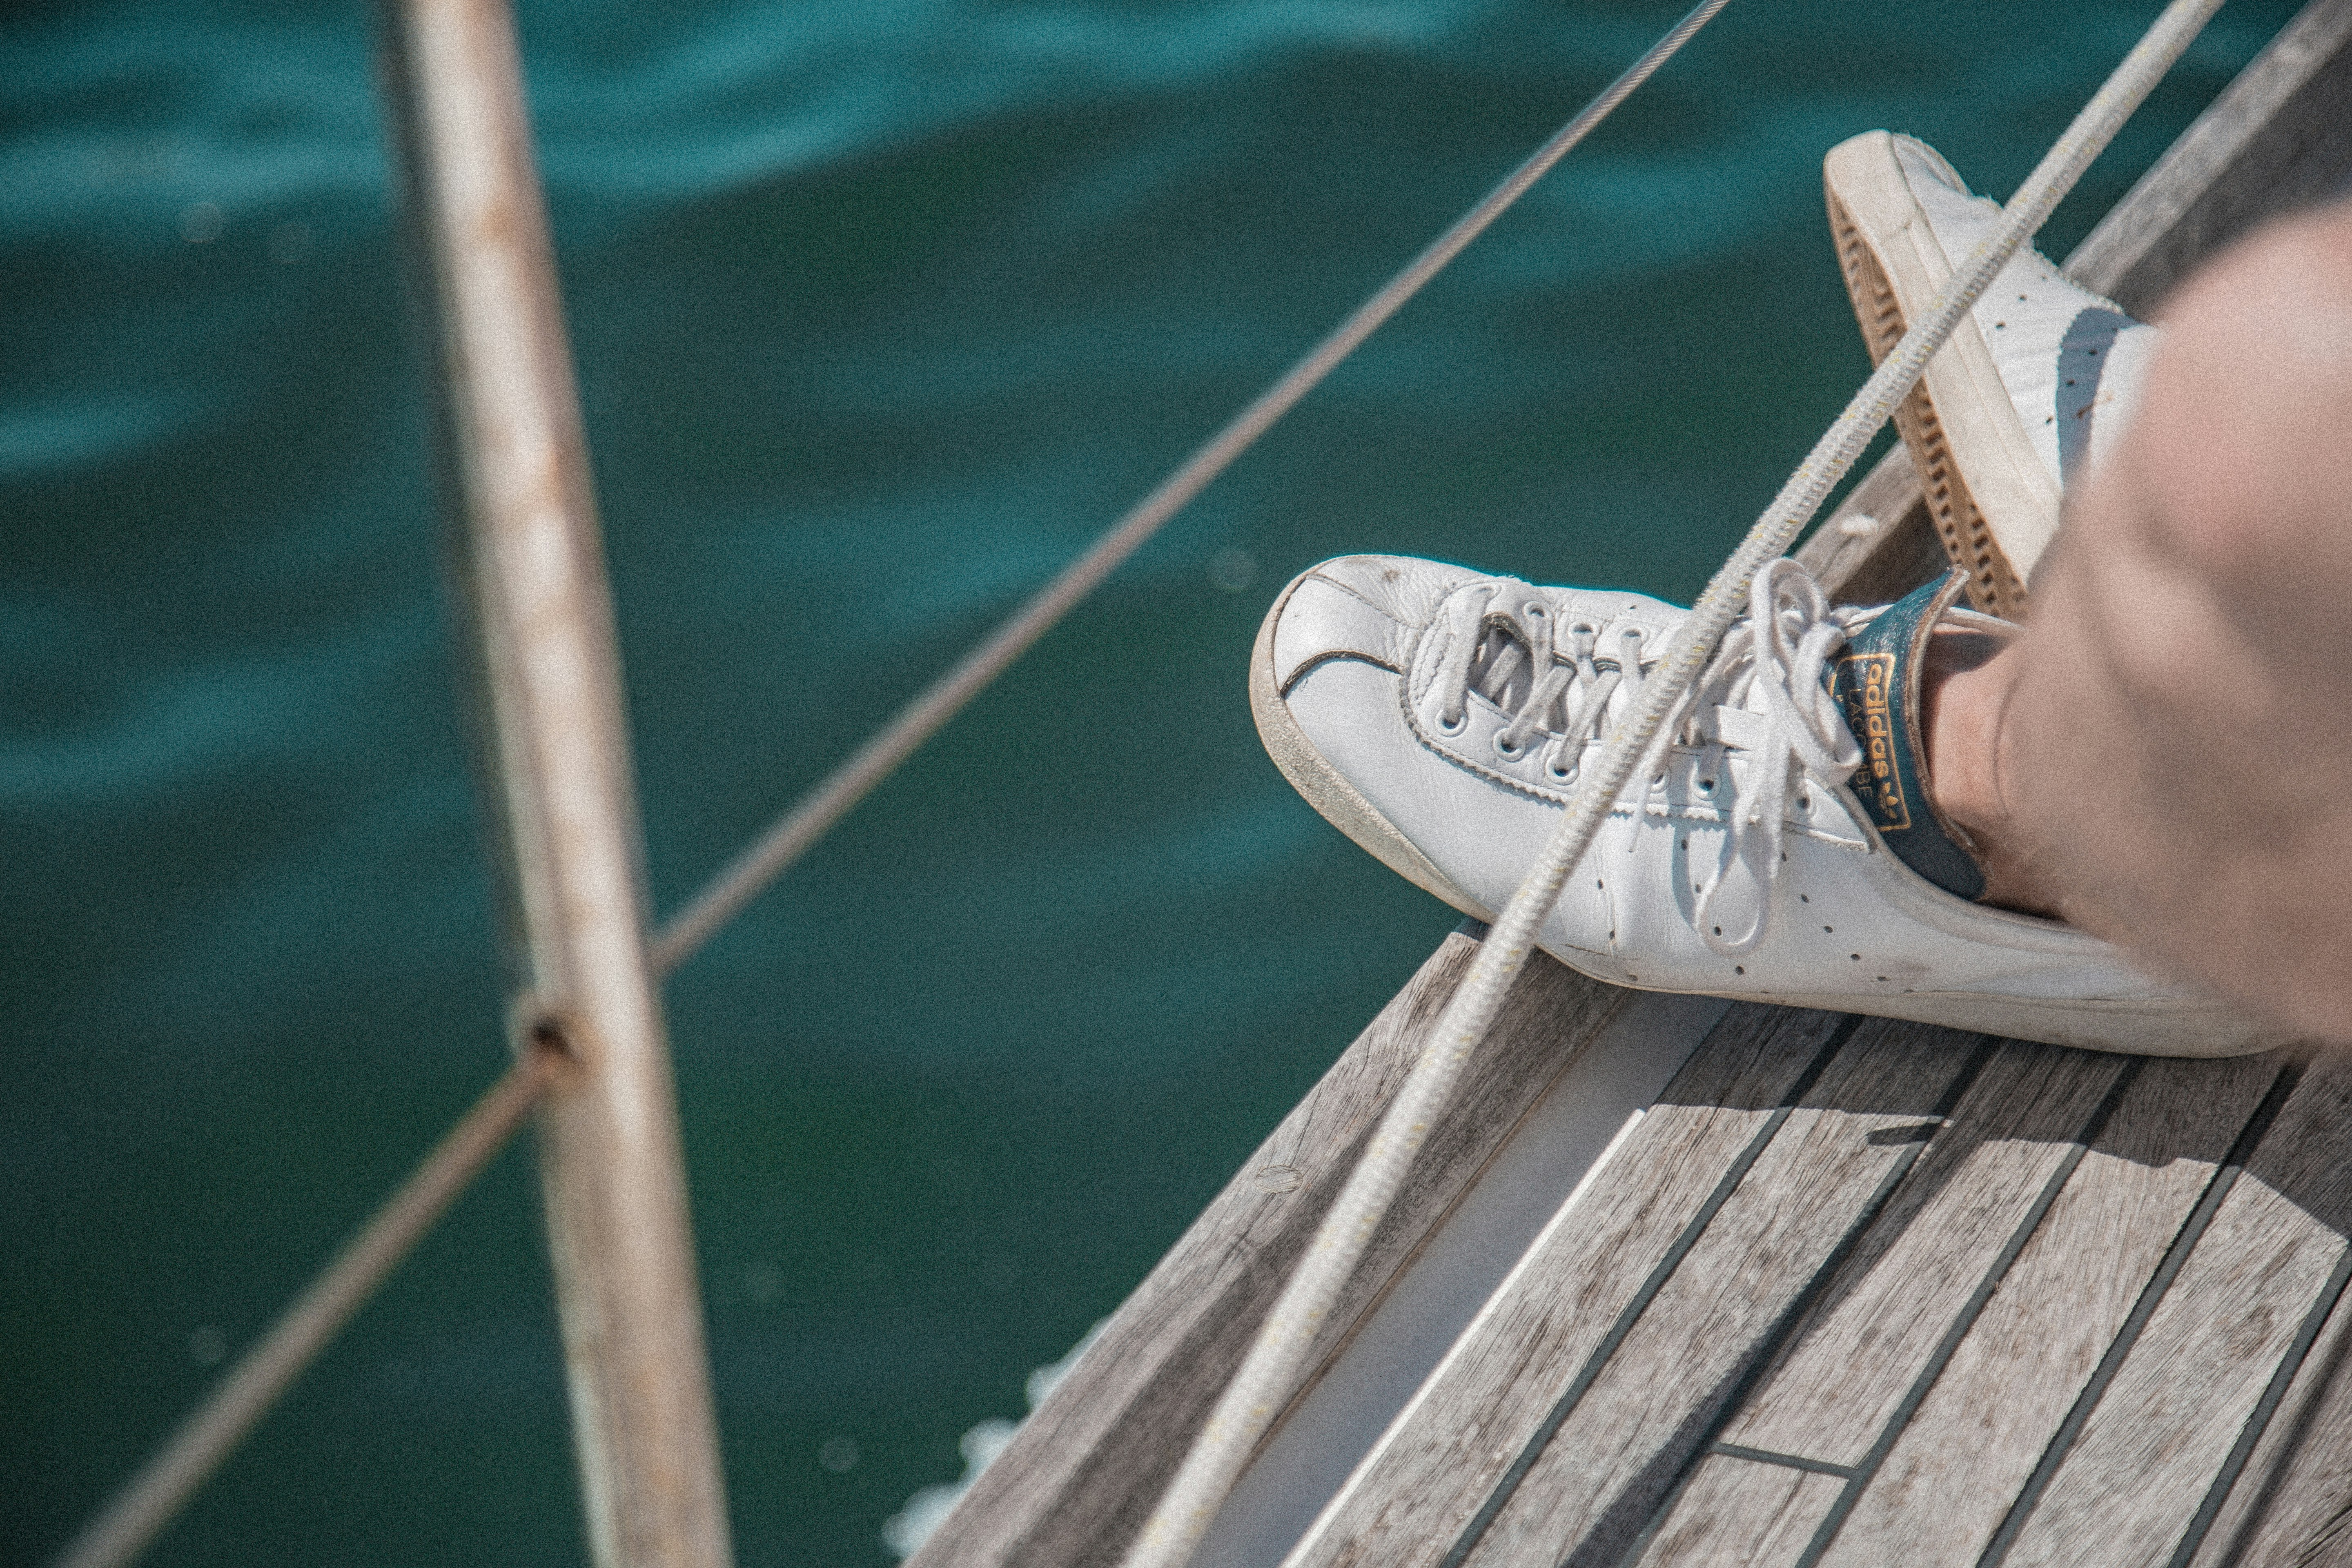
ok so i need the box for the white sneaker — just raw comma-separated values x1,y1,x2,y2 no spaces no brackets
1823,131,2159,617
1252,553,2274,1057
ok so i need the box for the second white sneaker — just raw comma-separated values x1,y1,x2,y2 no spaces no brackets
1824,131,2160,617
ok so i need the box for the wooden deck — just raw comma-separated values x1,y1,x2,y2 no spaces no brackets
1286,1011,2346,1568
907,4,2352,1566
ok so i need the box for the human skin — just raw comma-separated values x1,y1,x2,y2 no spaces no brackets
1924,199,2352,1042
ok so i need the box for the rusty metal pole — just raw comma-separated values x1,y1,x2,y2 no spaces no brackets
378,2,734,1565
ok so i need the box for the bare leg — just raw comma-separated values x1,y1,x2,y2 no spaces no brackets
1926,198,2352,1041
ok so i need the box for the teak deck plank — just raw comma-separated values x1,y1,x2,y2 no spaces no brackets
2068,0,2352,314
1459,1022,1978,1568
1283,1005,1854,1568
1811,1055,2284,1568
1717,1042,2130,1468
2186,1245,2352,1568
905,929,1629,1568
2000,1058,2352,1568
1631,1456,1844,1568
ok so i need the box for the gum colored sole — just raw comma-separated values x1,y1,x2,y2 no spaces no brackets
1828,185,2033,620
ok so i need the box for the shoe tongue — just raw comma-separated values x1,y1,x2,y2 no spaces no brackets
1825,570,1988,901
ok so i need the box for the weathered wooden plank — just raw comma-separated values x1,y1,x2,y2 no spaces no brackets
1281,1005,1855,1568
1717,1042,2129,1469
1633,1457,1846,1568
1459,1022,1979,1568
2069,0,2352,314
1189,991,1732,1568
1811,1054,2285,1568
2185,1257,2352,1568
1994,1057,2352,1568
906,927,1629,1568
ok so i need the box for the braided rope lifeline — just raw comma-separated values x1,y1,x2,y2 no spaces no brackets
1118,4,2228,1565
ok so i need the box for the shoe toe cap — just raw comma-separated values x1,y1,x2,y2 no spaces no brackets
1267,555,1478,692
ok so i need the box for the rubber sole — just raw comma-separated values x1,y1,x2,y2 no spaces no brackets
1824,134,2055,620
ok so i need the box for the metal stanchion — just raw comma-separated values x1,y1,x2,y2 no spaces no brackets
379,1,734,1564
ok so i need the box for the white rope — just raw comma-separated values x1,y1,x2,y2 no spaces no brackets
650,0,1734,976
1118,4,2226,1564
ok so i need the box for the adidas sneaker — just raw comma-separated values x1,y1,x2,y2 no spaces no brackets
1824,130,2159,616
1253,552,2271,1056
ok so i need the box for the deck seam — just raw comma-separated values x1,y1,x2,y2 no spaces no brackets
1433,1015,1866,1568
1786,1056,2145,1568
1705,1444,1859,1479
1974,1060,2302,1568
2201,1257,2352,1568
1612,1149,1937,1568
1608,1033,2003,1568
2169,1241,2352,1568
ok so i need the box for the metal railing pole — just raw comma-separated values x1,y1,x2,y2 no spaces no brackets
379,2,735,1565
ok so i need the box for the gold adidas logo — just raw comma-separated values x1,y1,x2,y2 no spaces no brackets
1838,651,1911,833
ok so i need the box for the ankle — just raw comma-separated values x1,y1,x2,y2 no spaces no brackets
1920,632,2056,915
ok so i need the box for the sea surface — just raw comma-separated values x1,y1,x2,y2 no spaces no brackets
0,0,2301,1562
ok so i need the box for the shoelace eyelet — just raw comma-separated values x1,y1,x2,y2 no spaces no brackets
1432,565,1859,963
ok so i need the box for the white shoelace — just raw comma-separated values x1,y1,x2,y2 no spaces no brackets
1436,559,1865,954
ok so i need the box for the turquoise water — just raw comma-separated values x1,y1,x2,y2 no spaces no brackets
0,1,2297,1562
